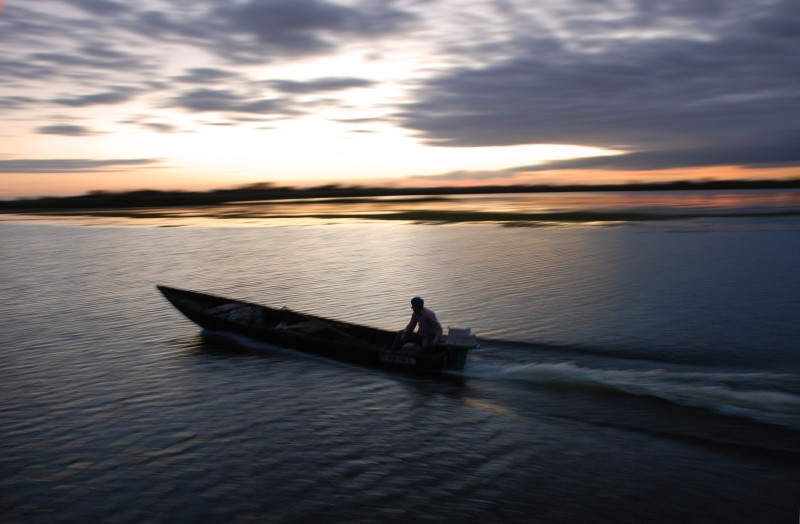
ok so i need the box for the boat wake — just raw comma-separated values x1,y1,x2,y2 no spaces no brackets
462,360,800,430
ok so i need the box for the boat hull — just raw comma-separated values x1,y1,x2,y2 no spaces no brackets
157,286,473,374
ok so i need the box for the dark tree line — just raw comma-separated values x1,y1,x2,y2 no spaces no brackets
2,179,798,211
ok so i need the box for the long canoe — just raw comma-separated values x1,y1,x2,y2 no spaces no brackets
157,285,477,373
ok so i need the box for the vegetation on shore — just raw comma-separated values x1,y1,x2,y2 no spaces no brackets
2,179,799,212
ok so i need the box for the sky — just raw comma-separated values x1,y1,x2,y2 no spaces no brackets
1,0,799,198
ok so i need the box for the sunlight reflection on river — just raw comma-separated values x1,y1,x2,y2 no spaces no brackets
3,189,798,227
1,195,799,522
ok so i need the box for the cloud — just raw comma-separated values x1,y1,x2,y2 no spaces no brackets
28,48,150,73
0,56,58,81
35,125,100,136
268,77,376,94
53,90,138,107
62,0,131,16
111,0,417,65
165,76,378,118
530,137,800,171
168,88,298,116
397,0,800,169
139,122,181,134
170,70,375,105
0,95,38,110
1,0,798,191
119,116,183,133
208,0,416,60
174,68,242,84
0,158,162,173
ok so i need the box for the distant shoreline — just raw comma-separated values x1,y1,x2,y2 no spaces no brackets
1,178,799,212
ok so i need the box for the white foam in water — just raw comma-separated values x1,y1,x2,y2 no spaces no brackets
465,360,800,429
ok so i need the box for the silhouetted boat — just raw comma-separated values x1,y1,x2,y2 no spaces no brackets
157,285,477,374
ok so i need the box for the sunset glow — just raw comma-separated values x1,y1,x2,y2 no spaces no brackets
1,0,798,199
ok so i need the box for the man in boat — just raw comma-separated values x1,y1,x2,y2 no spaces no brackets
394,297,442,352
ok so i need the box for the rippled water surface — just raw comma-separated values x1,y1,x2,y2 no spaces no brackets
2,192,799,523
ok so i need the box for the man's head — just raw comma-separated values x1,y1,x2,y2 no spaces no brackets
411,297,424,312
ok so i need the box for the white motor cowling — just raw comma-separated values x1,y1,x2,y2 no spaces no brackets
446,327,477,346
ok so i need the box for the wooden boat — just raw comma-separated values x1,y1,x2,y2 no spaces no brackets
157,285,477,374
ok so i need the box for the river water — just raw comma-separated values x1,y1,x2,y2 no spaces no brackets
1,190,799,522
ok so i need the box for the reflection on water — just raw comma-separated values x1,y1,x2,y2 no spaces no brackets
449,189,800,213
2,189,799,227
1,195,799,522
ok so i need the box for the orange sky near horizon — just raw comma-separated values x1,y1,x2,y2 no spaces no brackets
2,165,798,201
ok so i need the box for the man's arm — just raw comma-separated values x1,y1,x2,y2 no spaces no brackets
402,312,419,338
